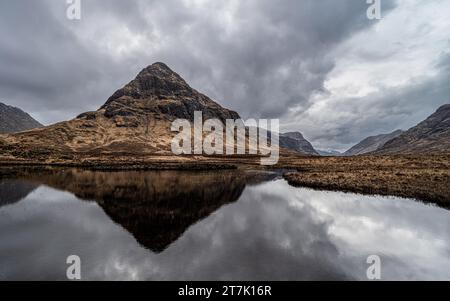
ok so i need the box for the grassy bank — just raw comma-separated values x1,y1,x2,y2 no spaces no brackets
282,154,450,206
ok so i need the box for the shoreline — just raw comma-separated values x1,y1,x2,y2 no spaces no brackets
283,172,450,206
0,161,239,171
283,169,450,207
1,154,449,207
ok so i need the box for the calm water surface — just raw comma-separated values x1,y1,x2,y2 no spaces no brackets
0,168,449,280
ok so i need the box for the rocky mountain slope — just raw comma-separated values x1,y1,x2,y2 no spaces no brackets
0,102,42,134
376,104,450,154
343,130,404,156
99,62,239,123
279,132,319,155
0,63,241,161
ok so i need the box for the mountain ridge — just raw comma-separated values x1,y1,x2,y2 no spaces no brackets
375,104,450,154
0,102,42,134
343,129,404,156
279,132,319,155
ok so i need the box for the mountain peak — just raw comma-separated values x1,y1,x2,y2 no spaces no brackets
104,62,193,106
98,62,239,123
145,61,174,71
436,103,450,113
138,62,186,83
150,61,170,68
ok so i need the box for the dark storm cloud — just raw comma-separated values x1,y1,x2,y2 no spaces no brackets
148,0,395,119
0,0,396,125
0,0,153,123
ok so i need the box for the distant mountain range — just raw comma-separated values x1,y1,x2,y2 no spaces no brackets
303,104,450,156
0,102,42,134
375,104,450,154
317,149,342,157
341,104,450,155
283,105,449,157
343,130,404,156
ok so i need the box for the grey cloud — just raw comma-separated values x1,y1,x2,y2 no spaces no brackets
298,59,450,151
0,0,152,123
155,0,390,119
0,0,396,127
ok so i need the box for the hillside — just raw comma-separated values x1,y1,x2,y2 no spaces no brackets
0,102,42,134
279,132,319,155
344,130,403,156
376,104,450,154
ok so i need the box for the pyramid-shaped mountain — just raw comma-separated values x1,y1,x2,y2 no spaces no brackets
0,63,240,161
98,62,239,122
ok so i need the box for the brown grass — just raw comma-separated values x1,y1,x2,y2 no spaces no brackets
281,154,450,206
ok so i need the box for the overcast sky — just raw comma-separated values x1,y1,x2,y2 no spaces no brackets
0,0,449,151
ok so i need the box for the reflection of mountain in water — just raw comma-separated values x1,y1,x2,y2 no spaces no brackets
0,179,37,207
6,168,275,252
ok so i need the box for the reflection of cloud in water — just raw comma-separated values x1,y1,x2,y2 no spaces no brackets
0,174,449,280
255,183,450,280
